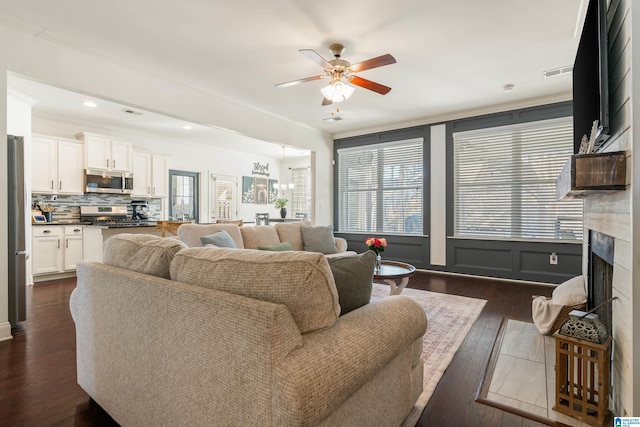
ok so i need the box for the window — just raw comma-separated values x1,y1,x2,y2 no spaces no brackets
453,118,583,240
338,139,423,234
290,167,310,220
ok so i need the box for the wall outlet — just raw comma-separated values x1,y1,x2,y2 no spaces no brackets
550,253,558,265
50,195,58,201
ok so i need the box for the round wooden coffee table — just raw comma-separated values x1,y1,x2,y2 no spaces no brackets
373,260,416,295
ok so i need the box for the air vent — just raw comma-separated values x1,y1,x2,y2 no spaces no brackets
543,65,573,78
121,108,143,116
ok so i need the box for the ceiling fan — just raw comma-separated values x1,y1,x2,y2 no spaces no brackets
275,43,396,105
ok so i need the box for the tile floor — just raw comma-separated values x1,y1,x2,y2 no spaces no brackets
487,320,594,427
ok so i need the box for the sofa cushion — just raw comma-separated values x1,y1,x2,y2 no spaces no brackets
200,230,237,248
258,242,294,251
177,223,245,248
328,251,376,315
240,226,280,249
170,247,340,333
103,234,187,279
301,225,338,254
273,221,310,251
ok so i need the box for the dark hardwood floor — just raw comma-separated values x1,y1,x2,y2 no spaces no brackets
0,272,553,427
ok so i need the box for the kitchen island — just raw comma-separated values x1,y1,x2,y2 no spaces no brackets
83,224,163,262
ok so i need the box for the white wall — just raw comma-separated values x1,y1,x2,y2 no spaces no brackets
0,23,332,339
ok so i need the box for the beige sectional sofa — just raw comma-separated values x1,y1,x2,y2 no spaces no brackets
70,234,427,426
177,221,353,258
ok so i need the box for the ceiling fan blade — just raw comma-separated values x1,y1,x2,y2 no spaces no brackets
348,76,392,95
321,96,333,106
349,54,396,73
275,75,325,88
300,49,333,68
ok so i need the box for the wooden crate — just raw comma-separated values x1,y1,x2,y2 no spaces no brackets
553,333,611,426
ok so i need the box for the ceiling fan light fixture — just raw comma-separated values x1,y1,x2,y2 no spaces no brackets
321,80,354,102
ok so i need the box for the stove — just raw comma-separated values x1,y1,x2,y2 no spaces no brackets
80,206,157,228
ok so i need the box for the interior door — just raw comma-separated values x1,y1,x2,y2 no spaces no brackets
169,170,199,223
210,174,237,221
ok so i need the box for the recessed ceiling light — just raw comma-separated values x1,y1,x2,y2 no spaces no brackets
323,116,343,122
183,125,193,130
503,84,515,93
83,101,98,108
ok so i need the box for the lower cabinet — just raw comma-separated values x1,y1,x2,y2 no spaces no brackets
32,226,84,278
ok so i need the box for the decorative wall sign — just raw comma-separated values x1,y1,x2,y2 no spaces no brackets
252,162,270,177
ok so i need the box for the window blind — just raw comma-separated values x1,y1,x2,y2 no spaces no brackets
338,139,423,234
453,118,583,240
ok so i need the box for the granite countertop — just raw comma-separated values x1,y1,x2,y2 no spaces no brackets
32,221,90,226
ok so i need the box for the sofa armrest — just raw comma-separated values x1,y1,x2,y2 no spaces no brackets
272,296,427,425
334,236,348,252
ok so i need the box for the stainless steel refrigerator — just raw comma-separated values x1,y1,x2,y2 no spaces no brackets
8,135,27,326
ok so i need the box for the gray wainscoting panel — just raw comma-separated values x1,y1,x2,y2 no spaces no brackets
453,246,512,271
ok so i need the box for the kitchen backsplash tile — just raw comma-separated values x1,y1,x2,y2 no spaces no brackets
32,194,162,221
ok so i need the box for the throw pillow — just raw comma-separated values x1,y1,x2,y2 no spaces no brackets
301,225,338,254
329,251,376,315
552,275,587,306
257,242,294,251
200,230,237,248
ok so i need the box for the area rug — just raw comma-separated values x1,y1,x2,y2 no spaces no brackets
476,318,597,427
371,283,487,426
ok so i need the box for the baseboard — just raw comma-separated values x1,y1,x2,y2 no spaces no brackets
33,272,76,283
0,322,14,342
416,268,557,287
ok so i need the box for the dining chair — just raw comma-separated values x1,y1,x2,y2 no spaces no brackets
255,213,270,225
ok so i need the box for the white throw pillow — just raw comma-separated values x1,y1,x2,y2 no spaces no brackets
551,275,587,306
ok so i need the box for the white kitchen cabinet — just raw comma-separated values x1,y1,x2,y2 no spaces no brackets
32,226,62,275
132,151,169,198
32,225,84,277
31,135,84,194
62,226,84,271
77,132,133,172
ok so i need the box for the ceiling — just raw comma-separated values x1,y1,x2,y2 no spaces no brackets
1,0,585,154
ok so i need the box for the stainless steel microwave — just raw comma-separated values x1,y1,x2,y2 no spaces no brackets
84,169,134,194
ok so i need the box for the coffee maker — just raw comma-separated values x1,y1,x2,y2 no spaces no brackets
131,200,150,221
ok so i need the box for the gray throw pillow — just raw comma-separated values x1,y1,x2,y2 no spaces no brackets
301,225,338,254
329,251,376,315
200,230,237,248
257,242,294,251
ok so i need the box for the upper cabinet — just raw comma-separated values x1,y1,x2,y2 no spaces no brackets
76,132,132,172
32,135,84,194
132,151,169,198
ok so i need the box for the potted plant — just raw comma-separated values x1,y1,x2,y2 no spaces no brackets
274,198,288,218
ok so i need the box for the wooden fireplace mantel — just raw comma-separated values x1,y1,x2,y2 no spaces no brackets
556,151,627,200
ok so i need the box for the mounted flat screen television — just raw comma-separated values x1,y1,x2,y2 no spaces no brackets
573,0,609,153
